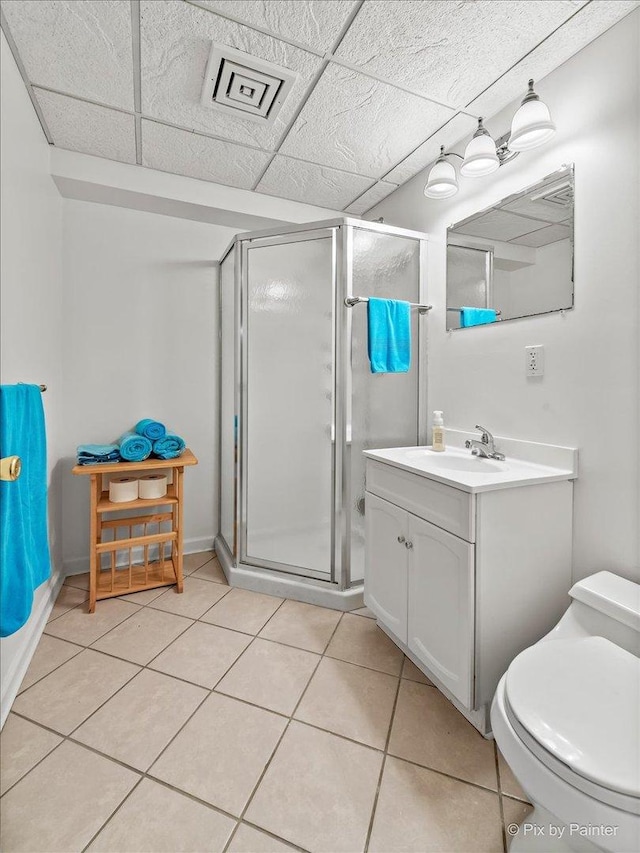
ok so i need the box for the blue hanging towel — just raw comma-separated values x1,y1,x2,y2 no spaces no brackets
118,432,152,462
460,307,497,327
367,298,411,374
152,434,186,460
0,384,51,637
135,418,166,441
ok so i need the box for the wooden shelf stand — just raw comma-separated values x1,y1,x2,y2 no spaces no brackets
72,449,198,612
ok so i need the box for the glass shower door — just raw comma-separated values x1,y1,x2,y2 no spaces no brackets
242,231,335,579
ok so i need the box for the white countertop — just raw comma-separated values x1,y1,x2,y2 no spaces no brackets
363,444,577,494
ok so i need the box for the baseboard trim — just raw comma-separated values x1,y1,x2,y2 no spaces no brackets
1,568,65,728
63,535,216,577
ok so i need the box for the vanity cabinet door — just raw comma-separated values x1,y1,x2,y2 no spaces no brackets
407,515,474,708
364,492,408,643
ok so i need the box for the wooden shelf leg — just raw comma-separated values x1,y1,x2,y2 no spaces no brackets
89,474,98,613
175,466,184,593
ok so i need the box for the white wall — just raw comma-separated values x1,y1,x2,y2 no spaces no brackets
60,200,237,572
0,32,64,723
369,11,640,583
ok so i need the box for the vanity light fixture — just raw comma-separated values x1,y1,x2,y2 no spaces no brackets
424,79,556,199
508,79,556,151
460,118,500,177
423,146,459,199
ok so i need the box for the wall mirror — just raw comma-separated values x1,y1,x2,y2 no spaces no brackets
446,165,574,330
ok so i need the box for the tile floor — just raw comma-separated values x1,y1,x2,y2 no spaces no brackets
0,550,531,853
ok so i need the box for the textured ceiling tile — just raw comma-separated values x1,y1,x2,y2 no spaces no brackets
257,155,373,209
384,113,478,184
334,0,585,108
141,119,271,188
196,0,357,52
140,0,323,150
469,0,640,118
2,0,134,110
33,89,136,163
344,181,399,214
280,63,454,178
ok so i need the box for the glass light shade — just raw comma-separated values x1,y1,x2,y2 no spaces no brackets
509,98,556,151
424,158,458,199
460,133,499,177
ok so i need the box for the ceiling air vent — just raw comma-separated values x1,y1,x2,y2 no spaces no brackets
201,43,297,126
530,180,573,207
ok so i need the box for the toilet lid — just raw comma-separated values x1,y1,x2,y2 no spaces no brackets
505,637,640,798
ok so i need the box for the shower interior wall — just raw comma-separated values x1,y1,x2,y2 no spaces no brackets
216,218,428,609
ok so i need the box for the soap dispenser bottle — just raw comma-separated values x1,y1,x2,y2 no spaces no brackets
432,411,445,452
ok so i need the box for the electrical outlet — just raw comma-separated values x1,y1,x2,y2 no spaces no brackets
525,345,545,376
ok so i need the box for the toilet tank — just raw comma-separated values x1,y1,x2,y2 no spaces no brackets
548,571,640,657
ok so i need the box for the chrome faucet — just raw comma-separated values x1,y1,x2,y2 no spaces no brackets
465,425,506,461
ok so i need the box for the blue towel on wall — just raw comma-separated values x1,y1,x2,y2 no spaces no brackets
367,298,411,374
460,307,497,327
118,432,152,462
135,419,166,441
77,444,120,465
0,384,51,637
153,434,186,460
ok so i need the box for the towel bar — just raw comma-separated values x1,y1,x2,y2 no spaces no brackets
447,307,502,316
344,296,432,315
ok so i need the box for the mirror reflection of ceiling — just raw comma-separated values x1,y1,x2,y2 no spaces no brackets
450,172,573,248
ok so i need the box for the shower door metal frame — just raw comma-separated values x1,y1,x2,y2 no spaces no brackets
218,218,429,594
238,227,340,585
340,225,429,590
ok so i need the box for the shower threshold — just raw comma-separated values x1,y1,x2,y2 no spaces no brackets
214,535,364,612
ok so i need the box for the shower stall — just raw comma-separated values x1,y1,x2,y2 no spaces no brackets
216,218,429,609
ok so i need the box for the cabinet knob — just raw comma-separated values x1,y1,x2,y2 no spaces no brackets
405,541,413,549
397,535,405,544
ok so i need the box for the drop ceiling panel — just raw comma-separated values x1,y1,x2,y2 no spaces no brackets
385,113,478,184
511,223,571,247
33,88,136,164
280,63,454,178
140,0,323,149
454,209,548,242
257,155,373,209
468,1,640,118
344,181,399,215
196,0,358,53
141,120,272,188
334,0,584,108
2,0,134,110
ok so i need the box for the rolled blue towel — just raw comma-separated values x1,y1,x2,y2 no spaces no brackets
119,432,152,462
153,433,186,460
77,444,120,465
135,418,166,441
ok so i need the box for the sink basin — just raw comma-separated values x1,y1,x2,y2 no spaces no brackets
406,450,505,473
363,443,577,493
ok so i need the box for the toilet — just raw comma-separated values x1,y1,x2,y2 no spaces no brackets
491,571,640,853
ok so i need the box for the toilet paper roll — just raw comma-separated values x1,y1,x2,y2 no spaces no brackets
109,476,139,503
138,474,168,500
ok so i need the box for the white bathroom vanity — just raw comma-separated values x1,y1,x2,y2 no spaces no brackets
364,431,578,735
